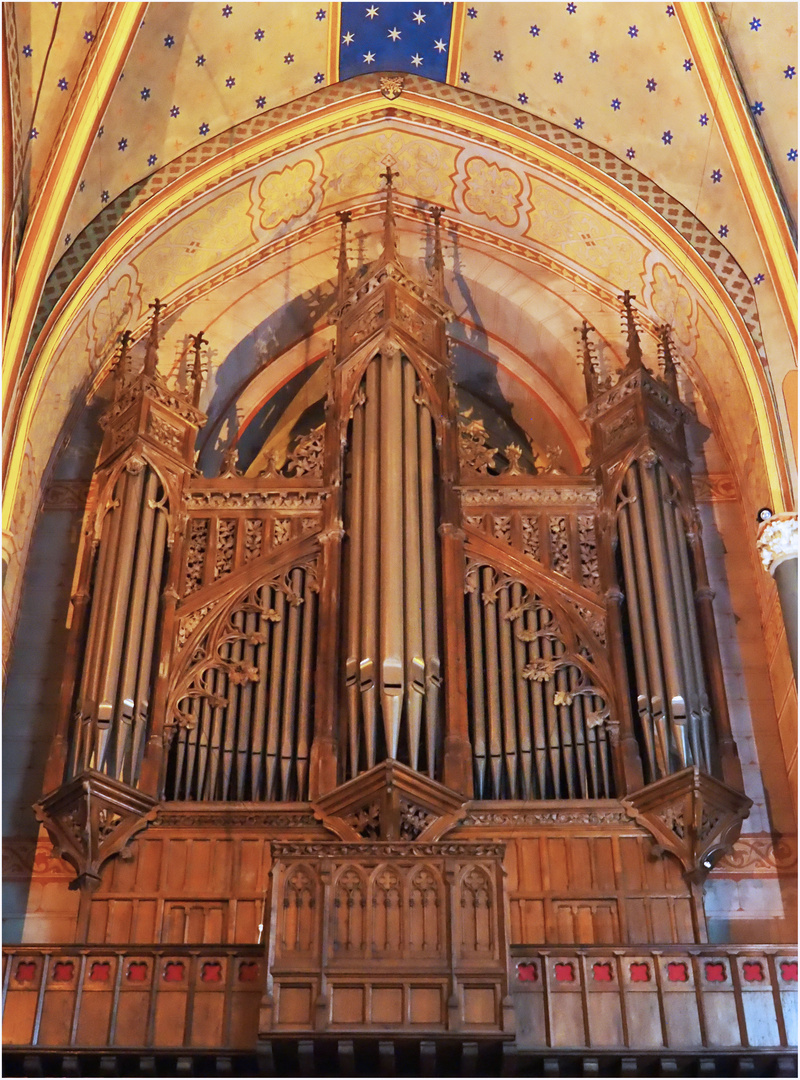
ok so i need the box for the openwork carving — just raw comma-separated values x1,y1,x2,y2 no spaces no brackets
464,561,613,801
166,557,319,801
492,514,512,543
577,515,599,591
549,515,571,576
521,515,540,560
458,417,499,475
184,519,209,595
285,424,324,479
214,519,236,578
244,518,264,561
146,413,183,454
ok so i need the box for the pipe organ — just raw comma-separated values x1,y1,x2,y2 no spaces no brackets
23,178,762,1071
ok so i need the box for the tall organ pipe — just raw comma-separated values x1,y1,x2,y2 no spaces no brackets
296,579,316,799
418,400,440,778
624,468,671,772
617,503,660,780
346,401,365,776
114,471,161,780
280,570,303,796
511,583,533,799
637,461,689,766
361,361,380,769
671,499,713,767
130,501,167,783
95,467,146,770
467,578,487,796
657,468,703,768
379,350,405,758
402,362,425,770
482,567,504,797
498,586,518,798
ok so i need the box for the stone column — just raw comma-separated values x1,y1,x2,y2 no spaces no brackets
756,511,798,680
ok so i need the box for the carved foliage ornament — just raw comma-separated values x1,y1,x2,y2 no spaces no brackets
465,561,610,727
168,557,319,727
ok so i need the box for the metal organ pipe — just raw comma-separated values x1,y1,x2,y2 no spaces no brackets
72,464,168,784
623,466,672,773
361,362,380,769
343,350,442,781
616,457,714,778
379,349,405,759
345,401,366,776
617,500,660,780
95,465,146,769
636,460,689,766
418,398,440,778
402,361,425,771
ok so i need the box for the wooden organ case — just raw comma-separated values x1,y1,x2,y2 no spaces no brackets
15,176,786,1075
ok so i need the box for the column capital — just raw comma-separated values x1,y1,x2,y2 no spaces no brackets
756,512,798,575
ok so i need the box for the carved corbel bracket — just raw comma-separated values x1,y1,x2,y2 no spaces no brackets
312,758,466,842
622,766,752,884
33,770,159,891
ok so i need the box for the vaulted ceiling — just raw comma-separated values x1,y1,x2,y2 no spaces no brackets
2,2,797,624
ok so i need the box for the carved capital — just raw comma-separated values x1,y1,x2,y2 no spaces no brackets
757,512,798,574
622,766,752,884
33,770,158,890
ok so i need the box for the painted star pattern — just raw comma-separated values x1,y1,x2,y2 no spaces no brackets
339,3,453,81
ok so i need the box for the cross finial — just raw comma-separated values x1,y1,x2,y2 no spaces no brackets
380,164,399,187
336,209,352,299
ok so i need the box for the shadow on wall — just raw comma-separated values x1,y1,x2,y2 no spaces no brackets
195,281,338,477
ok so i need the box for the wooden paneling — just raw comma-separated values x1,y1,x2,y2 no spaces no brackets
482,828,699,946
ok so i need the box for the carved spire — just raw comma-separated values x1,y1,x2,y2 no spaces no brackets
143,297,165,378
380,164,399,261
619,289,643,374
430,205,445,297
577,320,600,403
336,210,352,302
112,330,133,398
189,330,207,408
657,324,680,397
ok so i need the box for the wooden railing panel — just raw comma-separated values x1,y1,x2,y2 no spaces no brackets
510,946,798,1052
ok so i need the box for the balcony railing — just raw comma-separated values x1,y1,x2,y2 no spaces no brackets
2,947,263,1051
3,944,797,1054
510,945,797,1052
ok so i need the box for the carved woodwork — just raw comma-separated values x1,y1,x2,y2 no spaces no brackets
260,840,514,1041
33,769,158,924
312,758,467,841
463,559,614,802
622,766,753,885
582,300,743,795
10,182,766,1071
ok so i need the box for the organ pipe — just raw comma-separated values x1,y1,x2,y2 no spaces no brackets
615,458,714,779
166,569,318,801
463,568,613,800
72,463,169,784
342,351,443,782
